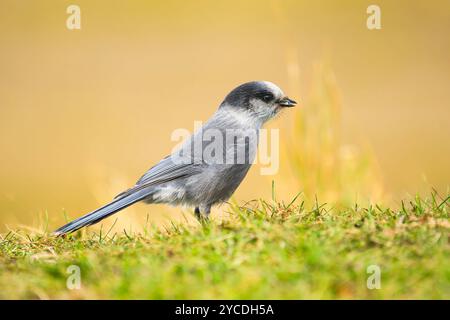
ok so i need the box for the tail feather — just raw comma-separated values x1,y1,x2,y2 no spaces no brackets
53,189,150,236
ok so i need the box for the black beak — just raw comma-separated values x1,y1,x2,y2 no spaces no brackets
278,97,297,107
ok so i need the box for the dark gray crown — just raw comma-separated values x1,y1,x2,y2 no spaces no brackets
221,81,279,109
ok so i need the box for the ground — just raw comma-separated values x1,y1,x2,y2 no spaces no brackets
0,193,448,299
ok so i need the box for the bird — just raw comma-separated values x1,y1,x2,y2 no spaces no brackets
53,81,296,236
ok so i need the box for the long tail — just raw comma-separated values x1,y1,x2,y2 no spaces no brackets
53,189,150,236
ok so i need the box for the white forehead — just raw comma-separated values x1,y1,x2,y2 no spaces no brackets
261,81,284,98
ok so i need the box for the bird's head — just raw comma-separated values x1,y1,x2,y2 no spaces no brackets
220,81,297,124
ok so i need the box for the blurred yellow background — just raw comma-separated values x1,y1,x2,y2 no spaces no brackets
0,0,449,232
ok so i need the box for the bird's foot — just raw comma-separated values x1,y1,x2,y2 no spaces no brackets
194,206,210,225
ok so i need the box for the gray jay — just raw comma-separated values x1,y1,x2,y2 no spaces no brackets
54,81,296,236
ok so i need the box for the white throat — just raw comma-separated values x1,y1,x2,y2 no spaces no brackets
221,106,265,128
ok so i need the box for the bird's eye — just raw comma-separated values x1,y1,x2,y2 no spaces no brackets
261,94,274,103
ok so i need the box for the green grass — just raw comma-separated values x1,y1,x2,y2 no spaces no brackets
0,192,448,299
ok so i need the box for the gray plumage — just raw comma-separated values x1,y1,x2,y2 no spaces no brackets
54,81,296,236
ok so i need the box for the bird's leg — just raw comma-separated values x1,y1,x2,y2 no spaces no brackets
194,207,201,219
194,204,211,223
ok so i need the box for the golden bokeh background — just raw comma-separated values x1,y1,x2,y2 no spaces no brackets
0,0,449,232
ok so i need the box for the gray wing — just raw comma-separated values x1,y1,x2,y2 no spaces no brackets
115,155,202,199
